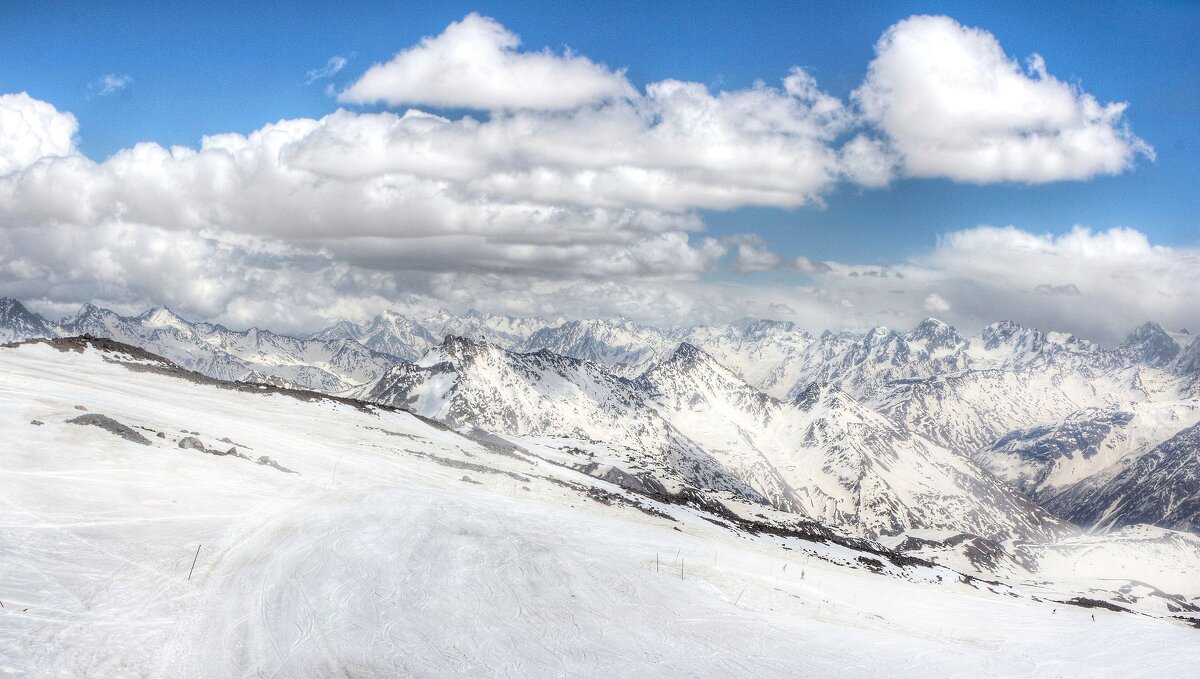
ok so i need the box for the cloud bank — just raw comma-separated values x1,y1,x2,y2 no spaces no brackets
0,14,1178,341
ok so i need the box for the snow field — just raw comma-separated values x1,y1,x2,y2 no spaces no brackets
1,343,1198,677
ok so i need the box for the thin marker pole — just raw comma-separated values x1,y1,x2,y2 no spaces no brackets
188,544,202,581
734,583,748,607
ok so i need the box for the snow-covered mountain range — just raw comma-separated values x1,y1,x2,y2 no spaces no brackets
2,297,1198,543
4,336,1198,675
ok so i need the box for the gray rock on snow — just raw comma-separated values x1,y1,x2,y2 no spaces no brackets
178,436,206,451
67,414,152,446
256,455,298,474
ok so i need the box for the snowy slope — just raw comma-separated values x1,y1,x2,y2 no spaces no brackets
5,298,1200,536
368,337,1066,544
2,338,1199,677
683,319,817,398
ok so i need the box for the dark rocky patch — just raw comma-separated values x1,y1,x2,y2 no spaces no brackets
1065,597,1130,613
66,414,151,446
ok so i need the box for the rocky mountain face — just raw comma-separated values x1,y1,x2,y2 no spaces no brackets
0,298,55,343
523,318,678,377
365,335,769,505
366,336,1065,543
977,402,1200,499
636,343,1066,543
3,296,1198,541
311,311,437,363
1045,422,1200,533
421,308,562,349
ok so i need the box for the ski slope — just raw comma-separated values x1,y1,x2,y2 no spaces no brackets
1,341,1198,677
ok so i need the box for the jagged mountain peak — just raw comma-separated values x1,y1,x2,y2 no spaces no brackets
864,325,894,341
522,316,675,377
313,310,436,362
1175,336,1200,375
1120,321,1180,368
65,301,114,322
665,340,708,364
0,296,28,314
980,320,1035,348
1126,320,1170,340
905,318,966,353
429,333,498,366
907,317,955,338
138,305,190,331
790,381,857,411
736,318,798,336
0,297,37,321
640,341,773,408
0,297,54,342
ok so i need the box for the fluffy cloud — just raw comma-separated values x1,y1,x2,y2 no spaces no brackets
0,15,1174,340
340,13,636,110
855,15,1152,183
0,63,852,280
0,93,77,176
731,235,784,274
922,293,951,312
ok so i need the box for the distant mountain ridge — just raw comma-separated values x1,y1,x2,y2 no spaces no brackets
2,296,1198,540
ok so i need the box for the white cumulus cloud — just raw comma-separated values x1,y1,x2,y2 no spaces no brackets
923,293,951,312
339,13,636,110
854,15,1152,183
0,93,78,176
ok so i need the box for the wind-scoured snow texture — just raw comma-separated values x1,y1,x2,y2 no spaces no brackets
3,339,1200,677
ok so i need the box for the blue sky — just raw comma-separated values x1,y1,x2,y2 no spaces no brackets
2,0,1195,264
0,1,1196,338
